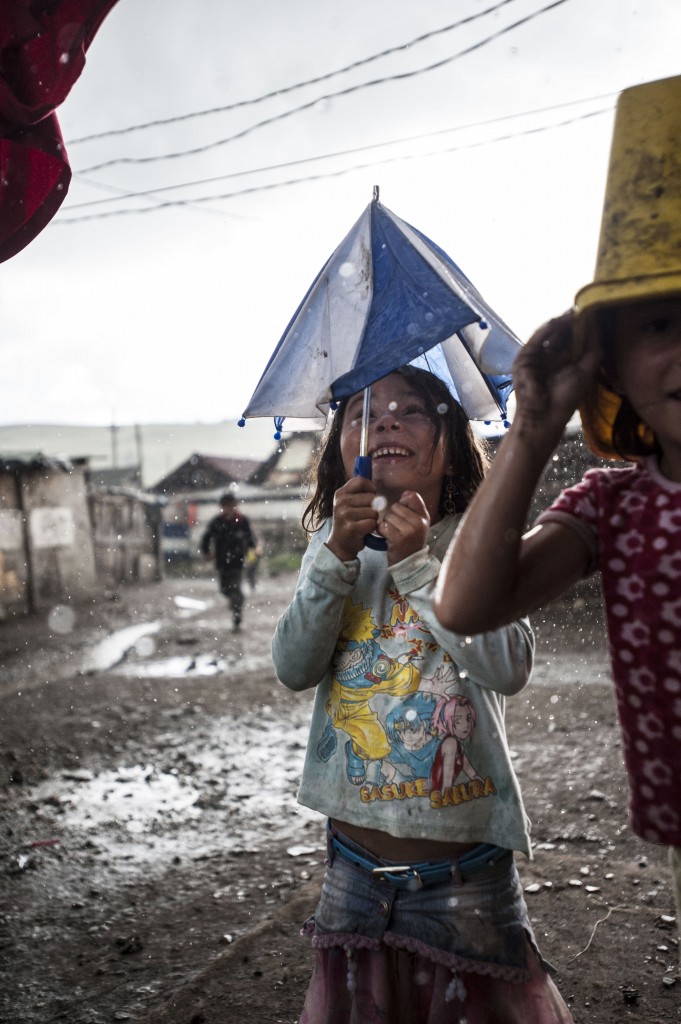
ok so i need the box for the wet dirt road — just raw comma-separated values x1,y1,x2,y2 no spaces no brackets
1,571,325,1024
1,571,679,1024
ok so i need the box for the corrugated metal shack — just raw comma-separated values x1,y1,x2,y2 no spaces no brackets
0,454,164,618
88,485,164,589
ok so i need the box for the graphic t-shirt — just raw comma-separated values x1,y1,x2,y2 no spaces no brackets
273,516,536,856
537,456,681,846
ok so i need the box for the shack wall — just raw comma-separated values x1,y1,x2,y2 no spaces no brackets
16,464,96,612
0,462,165,619
0,472,28,615
89,492,164,587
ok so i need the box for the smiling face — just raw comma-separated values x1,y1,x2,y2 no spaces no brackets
613,298,681,479
452,704,475,740
339,374,451,519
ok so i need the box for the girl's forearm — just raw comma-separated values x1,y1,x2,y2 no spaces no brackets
272,539,359,691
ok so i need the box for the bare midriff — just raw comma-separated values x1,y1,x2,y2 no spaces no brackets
331,818,478,862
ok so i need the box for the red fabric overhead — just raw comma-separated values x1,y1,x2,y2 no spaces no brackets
0,1,120,262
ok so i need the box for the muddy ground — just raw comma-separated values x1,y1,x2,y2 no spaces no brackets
0,568,679,1024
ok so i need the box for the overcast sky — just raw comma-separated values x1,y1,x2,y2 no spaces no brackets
1,0,680,428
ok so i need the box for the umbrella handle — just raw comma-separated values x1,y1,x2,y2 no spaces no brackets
354,456,387,552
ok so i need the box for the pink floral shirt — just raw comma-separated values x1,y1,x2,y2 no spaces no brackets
537,456,681,847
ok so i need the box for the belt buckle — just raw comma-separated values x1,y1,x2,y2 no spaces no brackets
372,864,423,889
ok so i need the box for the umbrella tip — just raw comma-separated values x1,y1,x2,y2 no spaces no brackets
238,418,246,427
373,184,380,202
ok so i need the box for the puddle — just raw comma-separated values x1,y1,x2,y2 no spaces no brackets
79,597,218,676
32,764,202,832
81,621,161,673
172,594,213,618
114,654,231,678
110,646,274,678
27,706,320,869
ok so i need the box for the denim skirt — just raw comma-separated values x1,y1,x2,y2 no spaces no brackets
298,828,574,1024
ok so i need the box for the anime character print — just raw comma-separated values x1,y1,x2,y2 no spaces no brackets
429,693,483,792
381,690,440,784
317,597,421,784
317,592,492,804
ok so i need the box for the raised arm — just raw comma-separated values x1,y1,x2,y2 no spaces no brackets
433,311,600,635
272,527,360,691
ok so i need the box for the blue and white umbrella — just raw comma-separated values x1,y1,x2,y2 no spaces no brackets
241,189,522,441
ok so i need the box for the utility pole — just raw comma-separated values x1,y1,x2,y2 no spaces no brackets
111,420,118,468
134,423,144,486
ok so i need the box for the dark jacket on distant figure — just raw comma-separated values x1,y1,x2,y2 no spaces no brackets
201,513,256,570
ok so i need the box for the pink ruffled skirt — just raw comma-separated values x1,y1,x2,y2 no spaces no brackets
300,942,574,1024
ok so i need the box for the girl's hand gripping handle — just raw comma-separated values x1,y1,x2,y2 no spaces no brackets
354,456,387,551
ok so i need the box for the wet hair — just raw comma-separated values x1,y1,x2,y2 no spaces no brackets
581,308,662,461
302,364,489,534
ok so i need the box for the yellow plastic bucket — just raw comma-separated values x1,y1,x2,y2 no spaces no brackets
575,73,681,458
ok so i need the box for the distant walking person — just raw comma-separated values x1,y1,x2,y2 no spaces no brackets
201,493,256,630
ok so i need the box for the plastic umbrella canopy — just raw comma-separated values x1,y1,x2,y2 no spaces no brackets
241,196,522,433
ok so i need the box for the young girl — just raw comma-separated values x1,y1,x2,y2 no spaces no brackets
433,304,681,954
433,74,681,954
272,365,574,1024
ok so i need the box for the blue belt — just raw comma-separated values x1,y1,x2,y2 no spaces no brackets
330,832,509,890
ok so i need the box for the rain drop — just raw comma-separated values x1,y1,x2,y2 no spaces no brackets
388,401,398,411
135,636,156,658
338,262,356,278
372,495,387,512
436,403,448,415
48,604,76,635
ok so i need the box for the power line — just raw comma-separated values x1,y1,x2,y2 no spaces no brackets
58,105,610,224
69,0,524,145
68,91,617,211
77,0,570,175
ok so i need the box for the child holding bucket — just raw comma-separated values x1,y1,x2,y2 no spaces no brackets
434,74,681,954
273,365,574,1023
